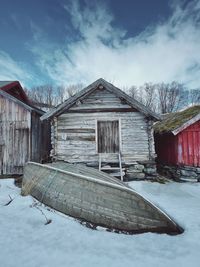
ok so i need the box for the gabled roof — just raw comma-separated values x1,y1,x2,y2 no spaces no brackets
0,81,13,88
0,81,29,104
154,105,200,135
0,81,44,115
41,78,160,121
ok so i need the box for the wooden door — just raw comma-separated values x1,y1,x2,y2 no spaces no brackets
97,121,119,153
0,145,4,175
0,120,3,174
13,128,29,173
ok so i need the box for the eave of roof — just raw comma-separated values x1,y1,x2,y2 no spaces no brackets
0,90,44,115
41,78,161,121
154,105,200,135
0,81,30,103
0,81,15,88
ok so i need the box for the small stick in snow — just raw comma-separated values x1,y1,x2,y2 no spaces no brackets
4,195,14,206
34,205,52,225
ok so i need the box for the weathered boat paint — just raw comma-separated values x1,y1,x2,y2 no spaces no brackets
22,162,183,234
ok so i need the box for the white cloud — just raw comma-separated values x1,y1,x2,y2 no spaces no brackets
0,51,33,86
29,0,200,89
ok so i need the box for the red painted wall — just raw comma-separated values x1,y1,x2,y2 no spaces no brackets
155,120,200,167
177,120,200,166
155,133,178,165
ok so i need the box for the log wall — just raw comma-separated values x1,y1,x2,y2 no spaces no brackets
51,88,155,164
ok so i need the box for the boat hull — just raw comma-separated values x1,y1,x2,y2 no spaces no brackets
22,162,183,234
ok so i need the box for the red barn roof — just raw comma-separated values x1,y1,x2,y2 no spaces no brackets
0,81,30,104
0,81,44,115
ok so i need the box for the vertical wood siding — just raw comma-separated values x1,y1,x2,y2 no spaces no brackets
0,95,51,175
178,120,200,166
155,120,200,167
97,121,119,153
0,95,31,174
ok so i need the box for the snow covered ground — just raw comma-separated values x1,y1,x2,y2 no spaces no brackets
0,179,200,267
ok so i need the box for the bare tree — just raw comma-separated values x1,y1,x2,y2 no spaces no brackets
128,81,184,114
55,86,65,104
128,85,138,99
45,85,54,106
66,83,84,97
189,89,200,105
128,83,157,112
25,83,84,108
157,82,184,113
26,85,55,106
140,83,157,111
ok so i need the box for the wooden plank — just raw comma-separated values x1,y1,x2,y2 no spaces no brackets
53,110,150,163
183,132,188,165
177,134,183,164
193,131,198,166
41,79,160,120
67,108,135,113
59,112,144,118
58,135,95,141
198,131,200,166
97,121,119,153
57,128,95,133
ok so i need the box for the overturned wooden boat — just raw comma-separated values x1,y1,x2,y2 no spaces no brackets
22,162,183,234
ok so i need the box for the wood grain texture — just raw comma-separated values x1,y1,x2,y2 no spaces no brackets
52,110,151,163
0,95,51,175
155,120,200,167
97,121,119,153
41,78,160,120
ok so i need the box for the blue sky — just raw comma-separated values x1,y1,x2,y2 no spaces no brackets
0,0,200,89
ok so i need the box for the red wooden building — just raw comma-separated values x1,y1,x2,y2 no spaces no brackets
154,106,200,180
0,81,30,103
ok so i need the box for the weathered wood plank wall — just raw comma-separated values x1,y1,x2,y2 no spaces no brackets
0,95,31,174
51,88,155,164
97,121,119,153
0,95,51,175
31,112,51,163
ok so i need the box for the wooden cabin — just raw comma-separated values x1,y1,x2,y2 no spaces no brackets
154,106,200,181
41,79,160,180
0,81,51,175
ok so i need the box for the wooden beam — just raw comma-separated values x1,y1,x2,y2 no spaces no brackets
57,128,95,133
67,108,137,113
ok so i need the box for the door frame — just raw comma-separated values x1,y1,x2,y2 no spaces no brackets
95,118,122,153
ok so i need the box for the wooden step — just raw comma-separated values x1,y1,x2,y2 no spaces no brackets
110,172,125,177
101,167,121,170
99,152,124,181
